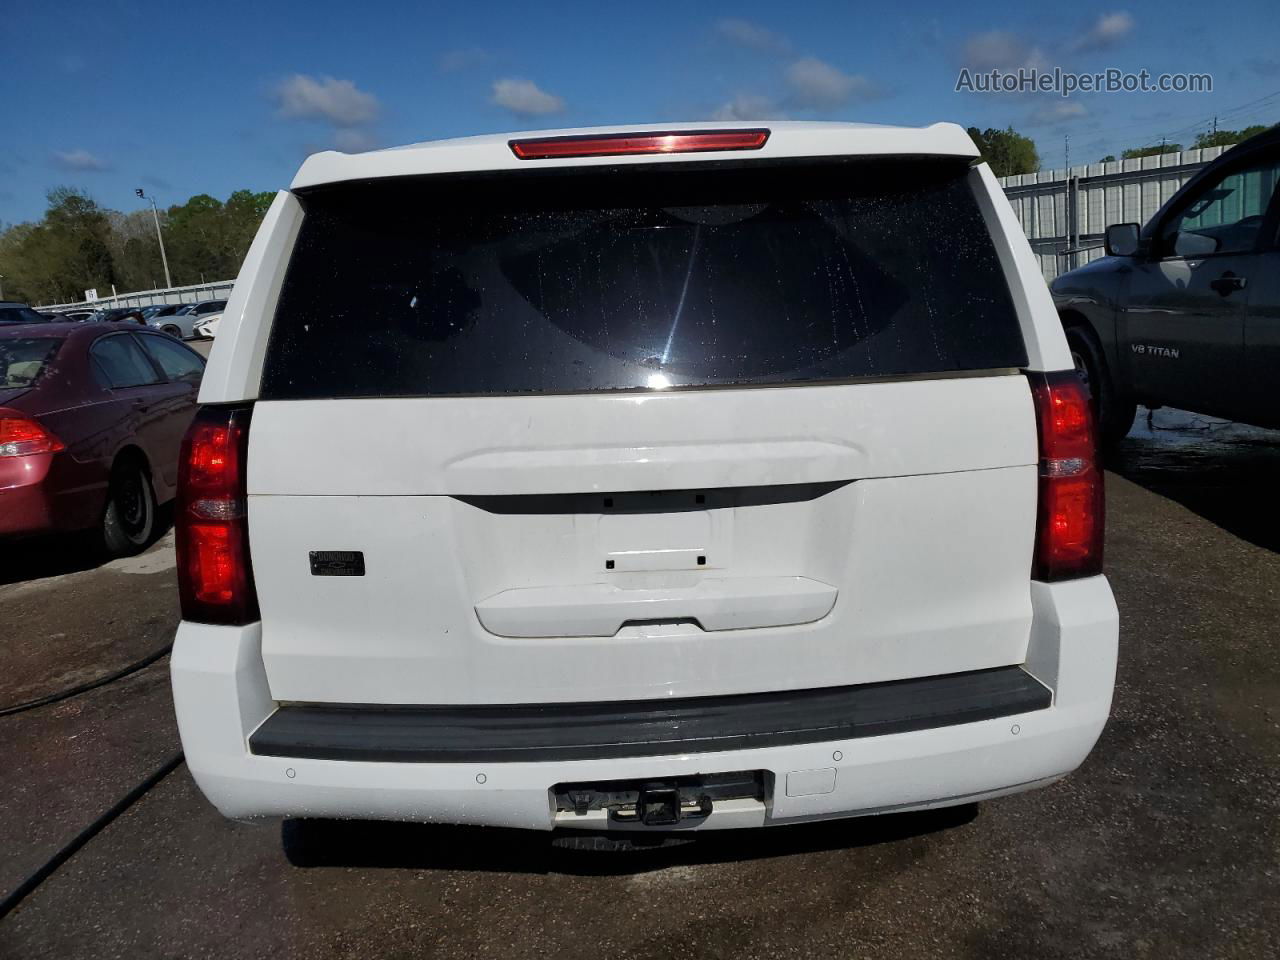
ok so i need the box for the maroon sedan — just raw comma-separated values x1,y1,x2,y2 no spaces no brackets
0,321,205,554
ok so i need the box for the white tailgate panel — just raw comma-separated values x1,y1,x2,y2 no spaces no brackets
248,375,1039,704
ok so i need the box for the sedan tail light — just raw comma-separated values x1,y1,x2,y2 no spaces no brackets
176,405,259,624
1028,371,1104,581
0,410,65,457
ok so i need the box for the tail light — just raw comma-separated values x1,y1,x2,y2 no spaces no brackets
0,410,65,457
176,405,259,624
1028,371,1104,581
509,129,770,160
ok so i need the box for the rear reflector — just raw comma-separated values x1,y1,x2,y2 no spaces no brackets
176,405,259,625
510,129,769,160
0,410,65,458
1028,371,1104,581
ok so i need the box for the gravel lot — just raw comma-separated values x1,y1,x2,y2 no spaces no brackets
1,410,1277,959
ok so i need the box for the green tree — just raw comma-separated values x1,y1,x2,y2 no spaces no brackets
0,188,117,303
966,126,1039,177
1099,154,1117,163
1120,143,1181,159
0,185,275,303
106,209,165,292
161,190,274,284
45,187,117,293
1193,124,1273,149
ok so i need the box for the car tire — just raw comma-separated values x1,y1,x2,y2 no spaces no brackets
102,456,157,557
162,325,181,337
1066,326,1135,449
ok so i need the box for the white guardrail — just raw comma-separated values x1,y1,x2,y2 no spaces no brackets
40,280,236,313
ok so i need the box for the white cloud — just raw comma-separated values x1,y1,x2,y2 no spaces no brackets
960,30,1049,72
333,128,378,152
1026,100,1089,126
785,57,877,109
274,74,380,127
491,78,565,116
438,48,492,73
52,148,109,172
710,94,785,121
1068,12,1134,53
715,18,791,53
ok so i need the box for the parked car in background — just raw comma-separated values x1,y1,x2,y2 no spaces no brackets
0,322,205,554
193,313,222,338
172,122,1118,838
141,304,186,323
1052,125,1280,443
0,302,53,325
89,306,146,325
149,299,226,339
58,310,97,322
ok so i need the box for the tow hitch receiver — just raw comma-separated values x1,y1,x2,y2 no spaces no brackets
554,771,765,827
636,784,706,825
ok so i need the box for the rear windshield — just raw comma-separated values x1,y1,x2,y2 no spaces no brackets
262,159,1026,399
1,338,62,388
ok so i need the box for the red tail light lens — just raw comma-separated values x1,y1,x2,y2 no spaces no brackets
509,129,770,160
176,405,259,624
1028,371,1104,581
0,410,65,457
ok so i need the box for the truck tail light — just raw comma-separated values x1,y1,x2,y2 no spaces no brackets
176,405,259,624
1028,371,1104,581
0,410,65,457
509,129,769,160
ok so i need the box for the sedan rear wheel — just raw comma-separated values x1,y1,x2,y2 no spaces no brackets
102,458,156,556
162,324,182,338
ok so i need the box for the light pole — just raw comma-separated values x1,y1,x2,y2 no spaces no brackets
135,189,173,289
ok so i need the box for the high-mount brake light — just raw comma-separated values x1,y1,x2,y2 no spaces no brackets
509,129,770,160
0,411,65,458
1028,371,1104,581
176,405,259,624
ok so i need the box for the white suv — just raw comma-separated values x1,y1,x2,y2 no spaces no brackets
171,122,1118,835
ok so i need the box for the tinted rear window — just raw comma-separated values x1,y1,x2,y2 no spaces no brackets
0,338,62,388
262,159,1026,399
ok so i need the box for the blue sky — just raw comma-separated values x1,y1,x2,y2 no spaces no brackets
2,0,1278,224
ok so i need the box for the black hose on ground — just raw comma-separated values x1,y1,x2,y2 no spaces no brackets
0,752,185,921
0,644,173,718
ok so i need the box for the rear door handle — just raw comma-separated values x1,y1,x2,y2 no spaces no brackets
475,576,838,638
1210,272,1248,296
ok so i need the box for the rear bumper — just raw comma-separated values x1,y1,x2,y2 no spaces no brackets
0,452,106,538
171,576,1118,830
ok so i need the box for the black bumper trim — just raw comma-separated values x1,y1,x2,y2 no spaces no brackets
249,666,1051,764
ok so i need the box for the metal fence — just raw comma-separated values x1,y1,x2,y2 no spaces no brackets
34,145,1237,311
999,144,1234,282
40,280,236,313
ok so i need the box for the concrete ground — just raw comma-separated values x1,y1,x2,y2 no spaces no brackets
0,409,1276,959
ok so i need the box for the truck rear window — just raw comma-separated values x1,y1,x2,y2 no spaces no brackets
261,159,1026,398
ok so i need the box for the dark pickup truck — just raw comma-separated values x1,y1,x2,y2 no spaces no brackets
1052,126,1279,445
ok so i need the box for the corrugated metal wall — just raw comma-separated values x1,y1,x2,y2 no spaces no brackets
999,145,1233,281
